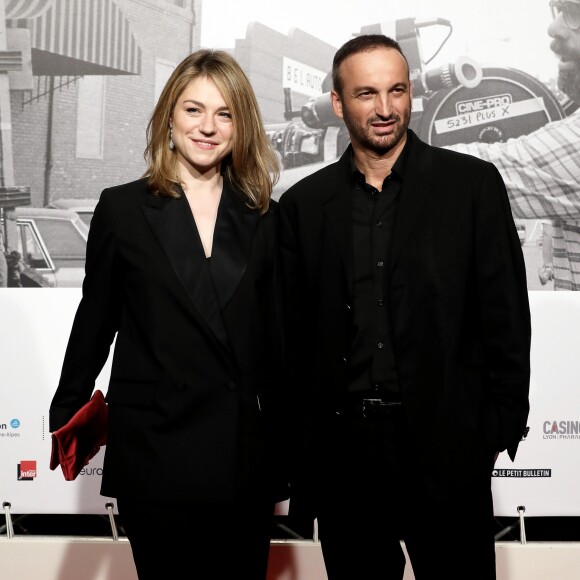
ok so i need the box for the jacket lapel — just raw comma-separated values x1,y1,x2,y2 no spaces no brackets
390,131,434,270
210,181,259,310
323,149,354,291
141,192,231,351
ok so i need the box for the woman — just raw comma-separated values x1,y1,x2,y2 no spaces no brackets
49,50,284,579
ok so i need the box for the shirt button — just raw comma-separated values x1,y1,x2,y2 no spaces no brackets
378,299,384,306
377,342,384,349
376,221,383,227
377,261,384,268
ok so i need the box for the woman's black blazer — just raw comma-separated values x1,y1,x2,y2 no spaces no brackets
49,178,285,503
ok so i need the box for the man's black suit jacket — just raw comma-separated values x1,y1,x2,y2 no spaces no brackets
279,130,531,499
49,178,285,503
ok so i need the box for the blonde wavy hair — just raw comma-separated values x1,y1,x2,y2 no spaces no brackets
144,49,279,213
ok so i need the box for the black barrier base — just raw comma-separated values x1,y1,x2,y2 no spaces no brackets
494,516,580,542
0,513,304,540
1,514,579,541
0,514,123,537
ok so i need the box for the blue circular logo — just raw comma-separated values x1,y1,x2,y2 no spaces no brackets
10,419,20,429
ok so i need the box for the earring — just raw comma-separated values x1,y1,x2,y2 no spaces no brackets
169,127,175,150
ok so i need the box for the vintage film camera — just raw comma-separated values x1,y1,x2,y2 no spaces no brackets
275,17,574,167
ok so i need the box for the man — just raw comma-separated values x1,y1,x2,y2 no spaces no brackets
451,0,580,290
279,35,531,579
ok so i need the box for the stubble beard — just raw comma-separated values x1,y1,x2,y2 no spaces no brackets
558,63,580,103
342,106,411,155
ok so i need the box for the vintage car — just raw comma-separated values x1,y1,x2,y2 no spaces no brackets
48,198,98,227
11,206,89,287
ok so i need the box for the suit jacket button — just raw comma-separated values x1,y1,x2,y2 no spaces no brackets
176,382,186,391
227,381,237,392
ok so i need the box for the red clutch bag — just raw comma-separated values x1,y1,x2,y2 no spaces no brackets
49,389,108,481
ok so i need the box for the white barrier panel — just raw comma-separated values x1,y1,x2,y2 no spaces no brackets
492,292,580,516
0,289,114,514
1,289,580,515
